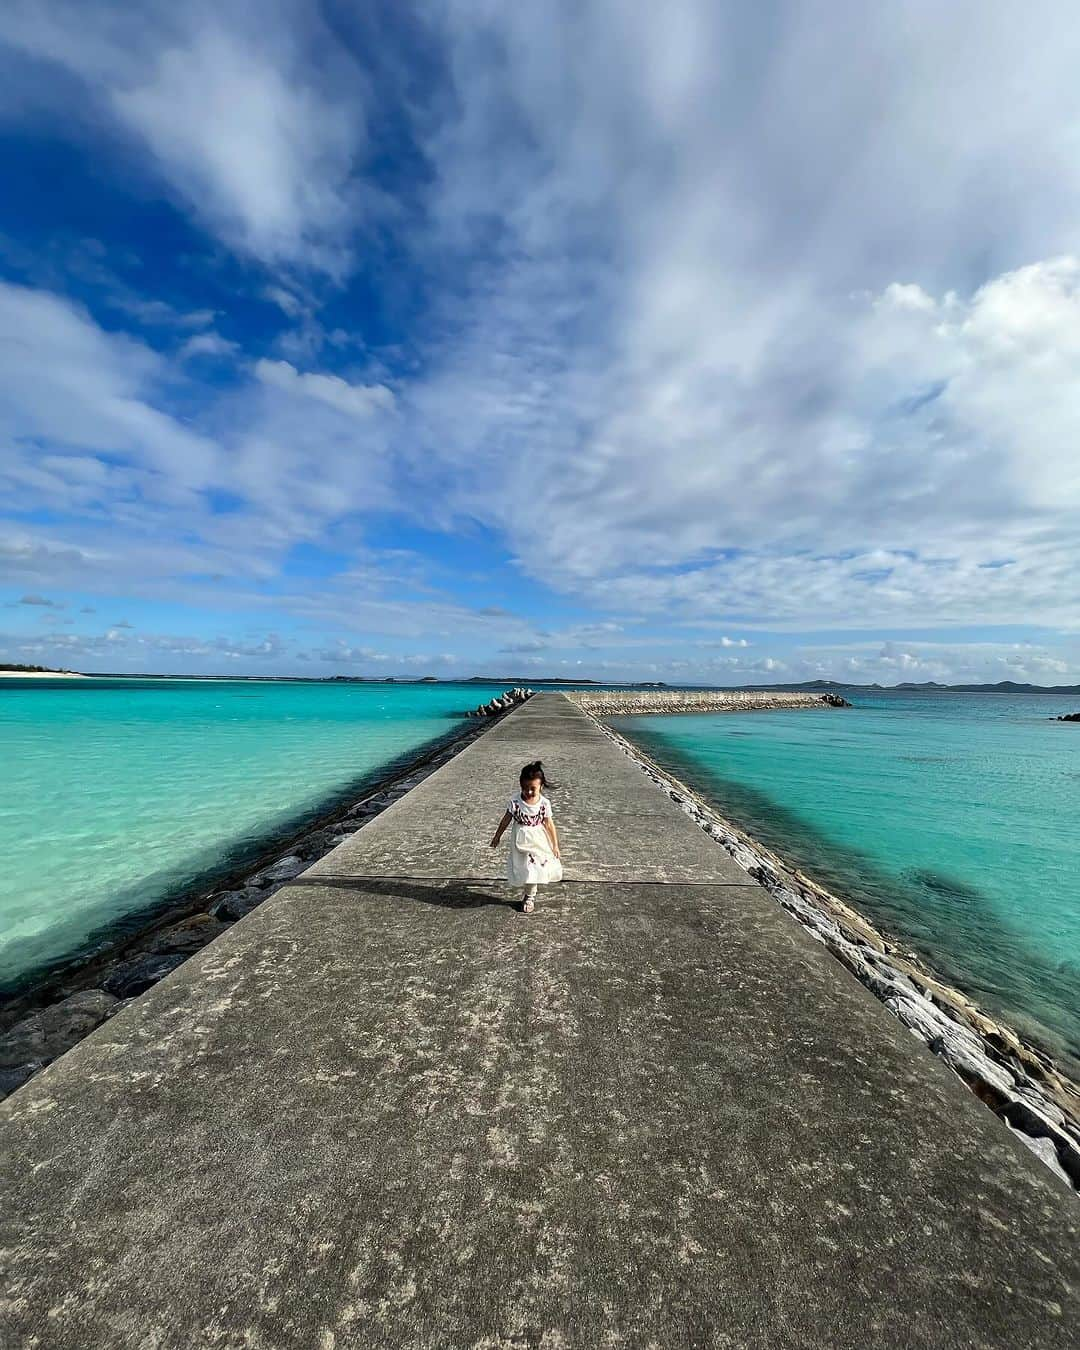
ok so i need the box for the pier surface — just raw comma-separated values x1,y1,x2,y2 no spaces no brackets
1,694,1077,1348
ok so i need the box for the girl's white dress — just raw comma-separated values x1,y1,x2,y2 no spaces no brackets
506,792,563,887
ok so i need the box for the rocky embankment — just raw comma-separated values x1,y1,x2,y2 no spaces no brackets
1054,712,1080,722
568,689,851,716
0,713,503,1101
584,711,1080,1191
468,686,535,717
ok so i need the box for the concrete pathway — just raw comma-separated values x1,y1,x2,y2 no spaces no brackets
1,694,1077,1348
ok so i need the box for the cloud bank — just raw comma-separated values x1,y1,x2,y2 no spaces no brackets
1,1,1078,679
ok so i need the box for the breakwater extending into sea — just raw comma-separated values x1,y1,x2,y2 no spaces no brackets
5,678,1079,1183
3,693,1076,1348
0,682,843,1100
567,688,849,715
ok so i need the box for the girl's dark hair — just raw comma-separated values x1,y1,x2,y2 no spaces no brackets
520,759,556,791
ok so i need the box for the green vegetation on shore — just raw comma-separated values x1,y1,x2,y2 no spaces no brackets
0,664,74,674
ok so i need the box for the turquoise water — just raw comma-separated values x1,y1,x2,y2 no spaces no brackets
0,678,504,992
616,692,1080,1074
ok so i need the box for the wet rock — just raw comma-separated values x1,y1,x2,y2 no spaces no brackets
821,692,853,707
250,854,305,886
1013,1131,1071,1187
296,830,337,860
1054,712,1080,721
0,989,118,1069
102,953,186,999
208,887,268,922
1011,1084,1067,1130
861,964,920,1004
0,1062,42,1099
146,916,232,957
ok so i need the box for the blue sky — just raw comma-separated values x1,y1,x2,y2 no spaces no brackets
1,0,1078,683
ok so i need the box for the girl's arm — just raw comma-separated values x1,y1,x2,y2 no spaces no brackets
543,815,560,858
490,810,512,847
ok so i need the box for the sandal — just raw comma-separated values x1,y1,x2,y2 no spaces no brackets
521,895,535,914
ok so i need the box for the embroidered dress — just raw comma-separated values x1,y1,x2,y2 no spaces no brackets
506,792,563,887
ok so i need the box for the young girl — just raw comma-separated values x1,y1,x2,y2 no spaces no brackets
490,760,562,913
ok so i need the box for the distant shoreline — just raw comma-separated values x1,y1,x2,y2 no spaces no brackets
1,670,1077,693
0,670,88,679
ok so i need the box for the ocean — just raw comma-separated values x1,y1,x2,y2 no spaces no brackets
0,677,507,993
615,690,1080,1075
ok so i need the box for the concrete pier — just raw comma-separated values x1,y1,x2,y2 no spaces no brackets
1,694,1077,1348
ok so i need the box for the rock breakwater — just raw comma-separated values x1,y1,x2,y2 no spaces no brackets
467,686,535,717
568,689,851,716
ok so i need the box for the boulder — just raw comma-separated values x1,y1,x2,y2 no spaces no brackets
469,687,534,717
295,829,336,859
146,915,232,957
0,989,119,1068
0,1062,42,1099
250,854,305,886
102,953,186,999
1054,712,1080,722
209,886,268,922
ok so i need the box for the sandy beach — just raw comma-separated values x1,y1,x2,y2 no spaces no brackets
0,670,88,679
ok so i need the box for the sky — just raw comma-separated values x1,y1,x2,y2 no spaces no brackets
0,0,1078,685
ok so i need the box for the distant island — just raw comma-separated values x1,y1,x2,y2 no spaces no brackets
3,667,1078,694
747,679,1080,695
465,676,601,684
0,663,84,678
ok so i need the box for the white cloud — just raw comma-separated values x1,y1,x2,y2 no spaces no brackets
0,281,401,582
263,285,307,318
0,280,220,494
112,299,216,330
254,359,394,417
179,332,238,361
3,4,1080,674
390,7,1080,630
0,1,369,272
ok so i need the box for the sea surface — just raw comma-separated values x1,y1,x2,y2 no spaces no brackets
615,691,1080,1075
0,678,512,993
